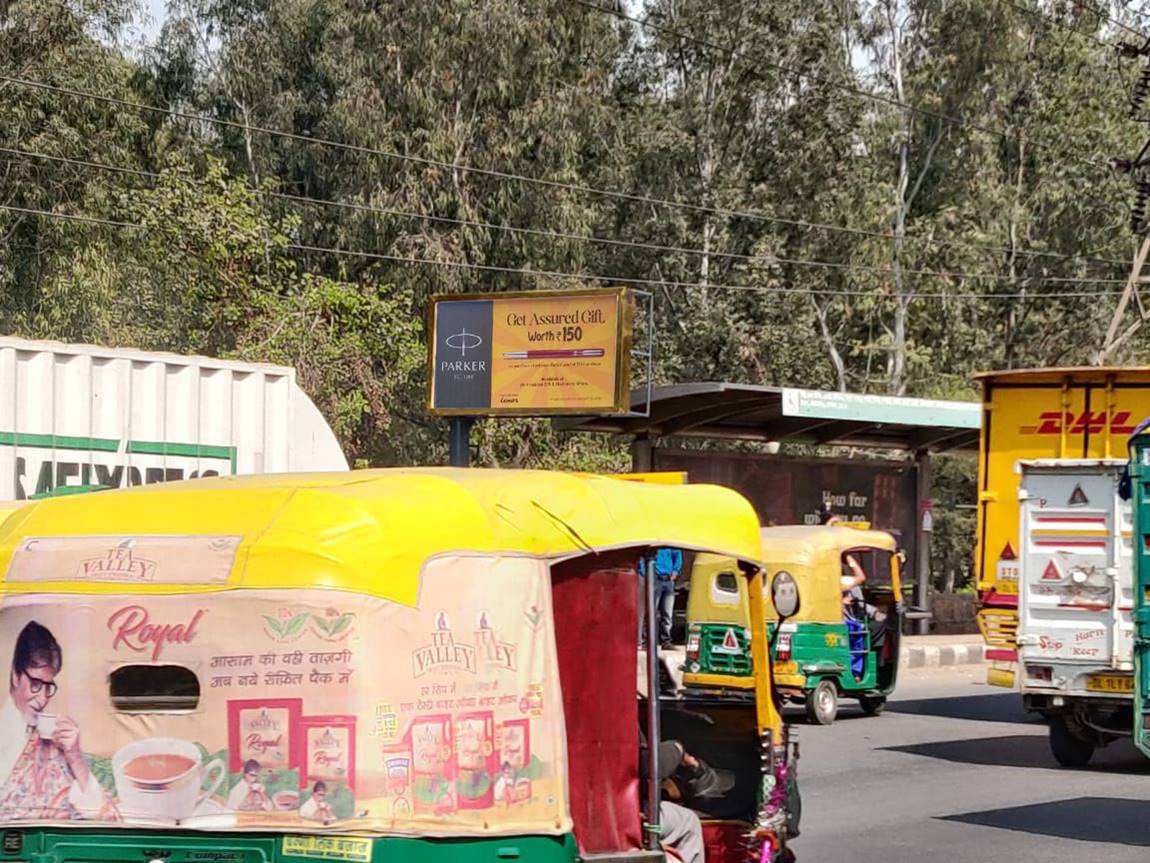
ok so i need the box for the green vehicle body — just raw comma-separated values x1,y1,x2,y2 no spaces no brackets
770,621,891,695
689,620,891,693
1129,435,1150,757
0,828,578,863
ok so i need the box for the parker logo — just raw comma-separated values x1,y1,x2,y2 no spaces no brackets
1019,411,1137,436
107,604,206,660
79,544,157,582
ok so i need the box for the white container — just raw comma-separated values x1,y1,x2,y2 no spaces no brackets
1017,460,1133,704
0,336,347,500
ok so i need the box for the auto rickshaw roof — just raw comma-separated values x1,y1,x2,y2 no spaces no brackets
760,526,897,622
759,525,898,564
0,468,764,605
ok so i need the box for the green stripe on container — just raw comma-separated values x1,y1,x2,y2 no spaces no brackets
0,432,119,451
126,440,235,460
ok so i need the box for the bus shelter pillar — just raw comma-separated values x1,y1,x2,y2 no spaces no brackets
915,449,932,635
631,435,653,472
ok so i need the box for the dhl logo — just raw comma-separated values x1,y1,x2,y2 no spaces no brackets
1020,411,1137,436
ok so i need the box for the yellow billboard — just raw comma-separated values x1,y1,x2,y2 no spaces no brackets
428,289,631,415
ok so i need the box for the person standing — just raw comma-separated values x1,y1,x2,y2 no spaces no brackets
653,547,682,648
638,548,683,649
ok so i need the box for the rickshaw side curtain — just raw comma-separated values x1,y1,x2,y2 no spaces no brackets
551,552,642,854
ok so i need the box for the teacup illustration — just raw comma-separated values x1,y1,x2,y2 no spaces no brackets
35,713,57,741
113,738,225,824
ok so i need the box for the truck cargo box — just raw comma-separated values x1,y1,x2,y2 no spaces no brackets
0,337,347,500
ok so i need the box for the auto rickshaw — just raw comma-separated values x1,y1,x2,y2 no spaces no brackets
685,525,903,725
0,468,799,863
763,526,903,724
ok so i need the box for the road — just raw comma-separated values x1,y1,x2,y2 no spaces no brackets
791,667,1150,861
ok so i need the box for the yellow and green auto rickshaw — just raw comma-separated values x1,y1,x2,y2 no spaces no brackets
685,525,903,725
0,468,800,863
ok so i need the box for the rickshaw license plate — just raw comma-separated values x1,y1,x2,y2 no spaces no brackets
774,661,799,676
1085,674,1133,693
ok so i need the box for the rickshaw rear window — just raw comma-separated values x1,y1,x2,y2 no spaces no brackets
110,665,200,712
847,548,893,587
715,572,739,594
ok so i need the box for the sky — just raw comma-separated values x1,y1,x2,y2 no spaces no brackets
140,0,166,43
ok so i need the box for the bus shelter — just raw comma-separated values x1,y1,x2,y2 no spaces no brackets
558,383,980,632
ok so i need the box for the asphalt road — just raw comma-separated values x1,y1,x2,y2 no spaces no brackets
790,667,1150,862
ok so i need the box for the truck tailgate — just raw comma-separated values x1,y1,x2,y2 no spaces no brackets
1017,461,1132,678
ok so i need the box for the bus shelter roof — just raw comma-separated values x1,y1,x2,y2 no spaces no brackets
557,383,980,453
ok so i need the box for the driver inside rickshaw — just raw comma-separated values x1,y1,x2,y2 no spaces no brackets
840,551,888,652
821,506,888,657
639,730,736,863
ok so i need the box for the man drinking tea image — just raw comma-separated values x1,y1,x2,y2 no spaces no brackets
0,621,108,819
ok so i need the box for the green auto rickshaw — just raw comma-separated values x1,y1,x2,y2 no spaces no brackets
764,526,904,724
686,525,904,724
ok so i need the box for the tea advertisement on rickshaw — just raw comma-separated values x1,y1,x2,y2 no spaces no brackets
0,542,569,836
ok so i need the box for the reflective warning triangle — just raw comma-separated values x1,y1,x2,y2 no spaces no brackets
999,541,1017,561
1041,560,1061,581
1068,484,1089,506
722,628,739,650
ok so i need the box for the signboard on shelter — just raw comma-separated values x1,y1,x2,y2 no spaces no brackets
428,289,631,415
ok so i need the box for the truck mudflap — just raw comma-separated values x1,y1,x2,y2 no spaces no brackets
978,606,1019,686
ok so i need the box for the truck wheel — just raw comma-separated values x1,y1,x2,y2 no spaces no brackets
1049,715,1095,768
805,680,838,725
859,695,886,716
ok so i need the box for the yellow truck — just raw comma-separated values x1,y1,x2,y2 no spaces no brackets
977,368,1150,687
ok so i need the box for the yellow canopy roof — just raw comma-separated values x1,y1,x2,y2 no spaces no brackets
0,469,764,605
760,526,897,622
759,525,896,566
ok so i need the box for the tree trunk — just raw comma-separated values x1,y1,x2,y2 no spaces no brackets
811,298,848,391
1003,134,1026,370
888,2,910,396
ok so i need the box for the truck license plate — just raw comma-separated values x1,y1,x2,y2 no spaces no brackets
1085,674,1133,693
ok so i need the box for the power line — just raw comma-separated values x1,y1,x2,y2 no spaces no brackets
574,0,1113,175
1068,0,1146,40
1001,0,1117,51
0,202,1127,299
0,204,138,229
1,145,1131,284
0,74,1128,268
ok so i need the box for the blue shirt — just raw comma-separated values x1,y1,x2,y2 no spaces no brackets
653,548,682,581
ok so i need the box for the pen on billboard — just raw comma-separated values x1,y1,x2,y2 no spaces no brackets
501,349,606,359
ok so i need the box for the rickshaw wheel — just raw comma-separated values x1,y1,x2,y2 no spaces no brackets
1049,715,1095,768
805,679,838,725
858,695,886,716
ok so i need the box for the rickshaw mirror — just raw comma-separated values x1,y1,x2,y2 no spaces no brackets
770,570,800,619
896,549,908,566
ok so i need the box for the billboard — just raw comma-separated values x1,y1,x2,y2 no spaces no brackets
0,545,568,836
653,449,917,564
427,289,631,415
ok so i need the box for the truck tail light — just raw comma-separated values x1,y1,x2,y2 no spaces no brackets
1027,665,1052,683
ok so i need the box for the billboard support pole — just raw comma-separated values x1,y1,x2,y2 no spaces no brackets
449,417,474,467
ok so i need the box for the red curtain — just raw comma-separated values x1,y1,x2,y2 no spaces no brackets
551,552,642,854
